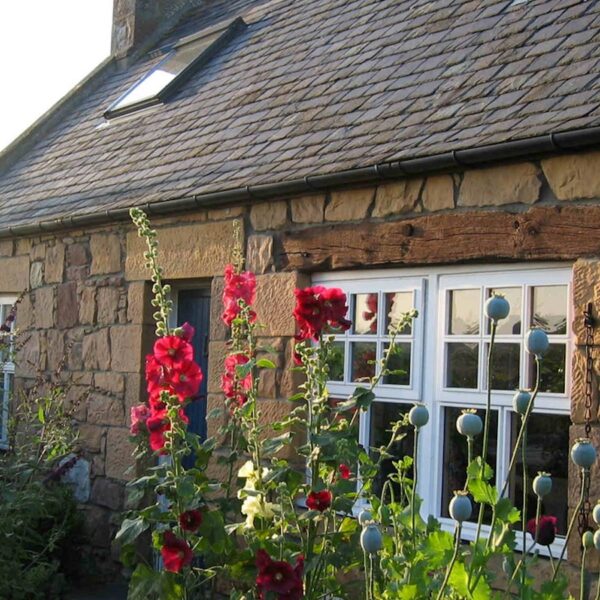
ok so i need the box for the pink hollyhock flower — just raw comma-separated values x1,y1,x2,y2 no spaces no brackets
256,549,303,600
154,335,193,369
306,489,332,512
165,359,203,399
179,509,203,532
221,353,252,407
293,286,350,342
222,264,257,326
145,354,164,394
161,531,193,573
130,404,150,435
146,409,170,453
527,515,557,546
339,464,351,480
178,322,195,342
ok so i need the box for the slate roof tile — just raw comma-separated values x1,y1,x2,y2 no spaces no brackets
1,0,600,228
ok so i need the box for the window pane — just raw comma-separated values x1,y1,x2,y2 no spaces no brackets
385,292,412,335
489,287,522,335
532,285,567,335
326,342,345,382
441,407,498,519
448,289,480,335
383,343,411,386
489,343,520,391
353,293,378,335
531,344,566,394
351,342,376,381
370,402,413,499
446,343,479,388
510,413,569,535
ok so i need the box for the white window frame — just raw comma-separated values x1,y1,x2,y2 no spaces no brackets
314,263,572,557
0,295,17,450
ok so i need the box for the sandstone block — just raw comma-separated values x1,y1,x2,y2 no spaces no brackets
83,505,112,548
57,282,78,328
67,243,88,267
257,368,279,399
247,235,273,274
372,179,422,218
0,240,13,257
0,255,29,291
94,371,125,395
541,151,600,201
422,174,454,211
110,325,143,372
46,329,65,372
31,243,45,261
206,393,227,438
87,392,125,427
16,330,42,371
105,427,136,481
15,238,32,255
207,341,228,394
325,187,374,222
77,424,106,453
207,206,244,220
79,286,96,325
210,277,228,342
458,163,540,207
250,201,287,231
290,194,325,224
127,281,152,324
125,373,144,410
17,293,33,330
45,243,64,284
90,234,121,275
126,220,241,280
572,259,600,346
82,328,111,371
30,262,43,289
67,340,83,371
254,272,309,337
35,287,54,328
91,477,124,511
97,287,120,325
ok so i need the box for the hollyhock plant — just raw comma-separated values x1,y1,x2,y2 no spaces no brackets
146,410,171,453
293,285,350,342
221,353,252,408
145,354,164,393
256,550,304,600
161,531,193,573
306,489,332,512
179,509,203,532
164,359,203,399
222,263,257,326
154,335,194,369
130,404,150,435
527,515,558,546
339,464,351,480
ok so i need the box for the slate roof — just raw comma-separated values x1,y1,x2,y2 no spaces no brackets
1,0,600,229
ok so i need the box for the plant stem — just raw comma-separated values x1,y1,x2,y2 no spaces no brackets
520,424,528,596
364,550,371,600
594,569,600,600
464,436,473,491
437,523,462,600
411,425,419,548
552,468,588,582
580,545,587,600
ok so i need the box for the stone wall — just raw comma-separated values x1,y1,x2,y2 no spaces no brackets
2,149,600,576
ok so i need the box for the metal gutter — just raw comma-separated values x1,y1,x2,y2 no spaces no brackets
2,125,600,239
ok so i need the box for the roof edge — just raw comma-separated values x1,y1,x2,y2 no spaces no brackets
1,125,600,239
0,56,116,175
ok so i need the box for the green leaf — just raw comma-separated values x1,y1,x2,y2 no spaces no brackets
262,432,292,455
467,458,494,481
115,517,149,545
468,479,498,506
256,358,276,369
352,387,375,409
397,585,419,599
37,406,45,424
495,497,520,524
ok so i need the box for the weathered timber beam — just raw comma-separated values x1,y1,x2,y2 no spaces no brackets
278,206,600,271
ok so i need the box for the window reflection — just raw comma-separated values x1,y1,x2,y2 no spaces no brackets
489,343,520,391
353,294,378,335
385,292,413,334
532,286,567,335
489,287,522,335
351,342,376,381
446,343,479,388
383,343,411,386
448,289,480,335
326,342,345,382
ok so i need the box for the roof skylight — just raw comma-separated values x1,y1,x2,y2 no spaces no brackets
104,17,246,119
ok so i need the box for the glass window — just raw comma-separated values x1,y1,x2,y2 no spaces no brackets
0,298,16,448
448,289,480,335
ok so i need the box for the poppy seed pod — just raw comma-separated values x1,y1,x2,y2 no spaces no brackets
571,439,597,470
456,410,483,438
449,492,472,523
512,390,532,416
484,294,510,322
594,529,600,551
358,510,372,526
532,472,552,498
583,531,594,550
409,403,429,429
360,523,383,555
525,328,549,356
593,502,600,525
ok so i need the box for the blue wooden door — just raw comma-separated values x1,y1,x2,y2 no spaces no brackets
177,289,210,465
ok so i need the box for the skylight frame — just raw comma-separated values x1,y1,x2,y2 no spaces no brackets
104,17,246,120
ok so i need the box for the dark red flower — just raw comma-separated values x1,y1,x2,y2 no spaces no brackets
179,509,203,532
221,353,252,408
256,549,304,600
145,354,164,393
222,264,257,326
527,515,557,546
154,335,193,369
339,464,351,480
306,489,332,512
146,409,170,453
179,322,195,342
164,359,203,399
293,286,350,342
161,531,193,573
130,404,150,435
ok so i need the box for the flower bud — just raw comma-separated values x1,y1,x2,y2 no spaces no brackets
583,531,594,550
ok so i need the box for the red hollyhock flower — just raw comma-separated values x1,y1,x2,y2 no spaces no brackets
306,489,332,512
130,404,150,435
527,515,557,546
154,335,193,369
339,464,351,480
145,354,164,393
256,549,304,600
146,410,170,453
179,509,203,532
221,353,252,407
222,264,257,326
293,286,350,342
179,322,195,342
161,531,193,573
164,359,203,399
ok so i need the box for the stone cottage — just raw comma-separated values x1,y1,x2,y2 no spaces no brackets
1,0,600,577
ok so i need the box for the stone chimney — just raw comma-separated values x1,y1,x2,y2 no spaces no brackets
111,0,204,59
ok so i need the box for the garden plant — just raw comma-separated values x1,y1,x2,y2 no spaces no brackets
120,208,600,599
